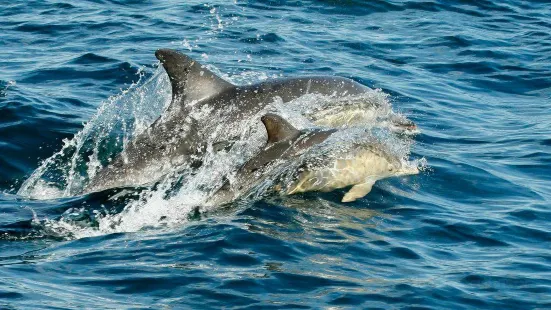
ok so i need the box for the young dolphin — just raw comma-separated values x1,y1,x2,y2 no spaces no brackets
207,113,418,206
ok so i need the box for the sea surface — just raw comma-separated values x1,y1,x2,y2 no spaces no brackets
1,0,551,309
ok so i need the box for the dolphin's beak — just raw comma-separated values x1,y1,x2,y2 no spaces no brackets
396,165,419,176
388,114,419,135
391,123,419,135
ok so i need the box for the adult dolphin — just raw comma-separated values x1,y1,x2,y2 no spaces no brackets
84,49,390,194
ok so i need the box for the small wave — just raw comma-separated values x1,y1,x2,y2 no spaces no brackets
20,62,139,85
0,80,16,98
240,33,285,44
15,22,76,35
70,53,118,65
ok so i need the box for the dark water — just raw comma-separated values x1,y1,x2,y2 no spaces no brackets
2,0,551,309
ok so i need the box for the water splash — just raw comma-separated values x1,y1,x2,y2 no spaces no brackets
18,67,171,199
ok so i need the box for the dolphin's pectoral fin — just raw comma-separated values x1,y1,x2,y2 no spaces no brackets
261,113,300,143
341,180,375,202
155,49,234,108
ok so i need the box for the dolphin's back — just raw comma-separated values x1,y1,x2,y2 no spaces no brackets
258,76,369,100
244,76,369,103
201,76,370,118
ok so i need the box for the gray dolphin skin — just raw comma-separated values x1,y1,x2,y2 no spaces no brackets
207,113,419,206
84,49,374,193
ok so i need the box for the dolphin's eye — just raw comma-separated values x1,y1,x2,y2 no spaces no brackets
388,164,395,172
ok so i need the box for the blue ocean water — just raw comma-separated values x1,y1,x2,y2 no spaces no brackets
1,0,551,309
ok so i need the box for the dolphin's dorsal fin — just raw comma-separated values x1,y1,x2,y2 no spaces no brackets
155,49,233,107
261,114,300,143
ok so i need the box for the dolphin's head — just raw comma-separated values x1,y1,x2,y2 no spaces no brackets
393,160,420,177
365,143,419,178
285,137,419,201
387,114,418,135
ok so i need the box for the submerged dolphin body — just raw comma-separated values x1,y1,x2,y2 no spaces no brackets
85,49,410,194
207,114,418,206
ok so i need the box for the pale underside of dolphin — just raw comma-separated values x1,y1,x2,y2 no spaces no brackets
207,113,419,206
84,49,386,194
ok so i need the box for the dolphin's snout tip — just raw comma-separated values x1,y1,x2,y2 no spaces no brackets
398,165,419,176
400,122,419,133
388,120,419,136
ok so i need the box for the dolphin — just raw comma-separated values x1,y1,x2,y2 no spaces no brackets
207,113,419,206
85,49,411,194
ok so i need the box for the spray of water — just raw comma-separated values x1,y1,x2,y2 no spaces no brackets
18,67,171,199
